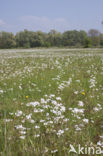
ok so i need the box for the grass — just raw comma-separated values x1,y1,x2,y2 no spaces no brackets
0,48,103,155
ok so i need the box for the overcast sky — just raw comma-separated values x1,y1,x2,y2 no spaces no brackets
0,0,103,33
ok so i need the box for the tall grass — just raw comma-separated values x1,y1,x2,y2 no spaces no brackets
0,48,103,155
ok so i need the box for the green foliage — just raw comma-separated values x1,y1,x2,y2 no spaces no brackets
62,30,88,47
88,29,101,47
84,38,92,48
100,34,103,46
47,29,62,46
0,32,16,48
43,42,51,47
0,29,103,48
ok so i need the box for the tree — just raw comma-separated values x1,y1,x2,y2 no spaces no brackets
88,29,100,47
47,30,62,47
84,38,92,48
100,33,103,47
0,29,102,49
16,30,46,48
0,32,16,48
16,29,31,48
30,31,44,47
62,30,88,47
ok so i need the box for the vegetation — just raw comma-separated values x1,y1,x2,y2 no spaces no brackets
0,49,103,155
0,29,103,49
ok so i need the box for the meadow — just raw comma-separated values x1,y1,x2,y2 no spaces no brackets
0,48,103,156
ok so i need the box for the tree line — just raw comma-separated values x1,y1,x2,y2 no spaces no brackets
0,29,103,49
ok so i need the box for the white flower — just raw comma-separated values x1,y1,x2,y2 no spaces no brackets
68,108,72,110
97,104,102,107
65,128,69,131
30,119,35,123
74,91,79,94
40,120,45,123
72,108,84,114
9,112,13,115
34,109,44,113
19,85,22,90
51,100,57,105
19,136,25,139
48,121,53,124
97,141,103,147
46,113,49,116
41,98,47,104
44,122,48,126
26,113,32,119
76,80,80,83
56,97,61,101
75,125,81,131
44,94,48,97
83,118,89,123
34,134,40,138
0,90,4,93
93,107,100,112
78,101,84,107
46,99,50,103
51,149,58,153
35,125,40,129
63,118,69,122
21,119,25,123
57,130,64,136
49,94,55,98
100,136,103,139
20,131,26,135
4,119,13,122
15,124,26,130
15,110,23,117
26,101,40,107
89,77,96,88
60,106,65,112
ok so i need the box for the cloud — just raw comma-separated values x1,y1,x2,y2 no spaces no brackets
0,19,15,33
0,19,5,26
19,16,70,32
0,16,70,33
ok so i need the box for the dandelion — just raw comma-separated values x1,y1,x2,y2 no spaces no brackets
25,96,29,99
81,91,85,96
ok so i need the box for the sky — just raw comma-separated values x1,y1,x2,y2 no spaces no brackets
0,0,103,33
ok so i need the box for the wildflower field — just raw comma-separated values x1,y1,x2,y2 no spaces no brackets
0,48,103,155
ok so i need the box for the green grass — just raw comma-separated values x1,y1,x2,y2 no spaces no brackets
0,48,103,155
